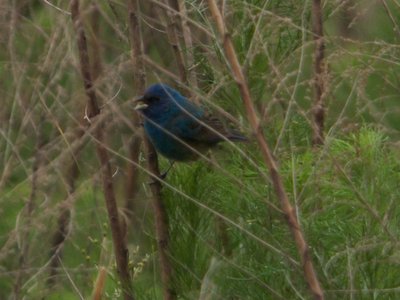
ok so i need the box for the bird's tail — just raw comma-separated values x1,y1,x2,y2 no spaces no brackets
227,131,248,142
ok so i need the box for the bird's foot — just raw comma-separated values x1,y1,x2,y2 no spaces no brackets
147,161,175,185
160,161,175,179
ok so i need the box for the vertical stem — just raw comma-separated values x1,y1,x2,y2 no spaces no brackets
89,2,103,79
70,1,134,299
207,1,324,299
124,135,141,223
145,141,176,300
177,0,199,102
49,2,103,285
159,0,188,84
127,1,176,299
311,0,326,146
48,193,72,285
92,267,107,300
48,125,84,286
125,0,144,225
13,125,44,299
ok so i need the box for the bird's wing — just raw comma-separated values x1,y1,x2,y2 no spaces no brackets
167,112,240,145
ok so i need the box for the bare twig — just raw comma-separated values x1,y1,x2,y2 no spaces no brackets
70,1,134,299
159,0,188,84
379,0,400,39
127,1,176,299
124,135,141,222
43,0,71,15
59,257,85,300
311,0,326,146
125,0,144,225
48,195,72,285
207,1,324,299
177,0,199,90
13,124,45,298
145,141,176,300
92,267,107,300
144,55,180,81
89,2,103,80
48,2,103,284
47,124,83,285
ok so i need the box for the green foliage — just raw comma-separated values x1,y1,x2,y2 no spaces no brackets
139,127,400,299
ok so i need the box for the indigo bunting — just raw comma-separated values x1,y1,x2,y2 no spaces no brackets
134,83,246,161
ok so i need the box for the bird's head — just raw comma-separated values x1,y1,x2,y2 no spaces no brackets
134,83,183,120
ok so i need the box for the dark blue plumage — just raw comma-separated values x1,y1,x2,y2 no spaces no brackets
135,83,246,161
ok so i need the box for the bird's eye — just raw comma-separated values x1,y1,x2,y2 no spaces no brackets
148,97,160,103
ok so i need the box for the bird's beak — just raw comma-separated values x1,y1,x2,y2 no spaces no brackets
133,95,148,111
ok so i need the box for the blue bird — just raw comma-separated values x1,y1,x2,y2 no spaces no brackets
134,83,246,162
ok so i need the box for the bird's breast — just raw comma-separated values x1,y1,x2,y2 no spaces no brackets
143,120,198,161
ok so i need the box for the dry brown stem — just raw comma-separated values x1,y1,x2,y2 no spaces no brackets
13,126,45,298
48,196,72,285
177,0,198,89
311,0,326,146
144,140,176,300
127,1,176,299
49,3,103,285
124,135,141,222
47,127,83,286
125,0,144,225
207,1,324,299
159,0,188,84
89,2,103,79
92,267,107,300
70,1,134,299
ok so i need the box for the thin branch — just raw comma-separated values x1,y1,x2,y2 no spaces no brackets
92,267,107,300
159,0,188,84
48,198,72,285
47,125,83,286
379,0,400,39
144,55,180,81
43,0,71,15
89,2,103,80
124,135,141,223
125,0,144,225
70,1,134,299
177,0,199,90
311,0,326,146
206,1,324,299
48,2,103,285
145,141,177,300
59,257,85,300
127,1,176,299
13,123,45,298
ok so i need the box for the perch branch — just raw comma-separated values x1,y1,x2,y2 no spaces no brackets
70,1,134,299
127,1,176,299
207,1,324,299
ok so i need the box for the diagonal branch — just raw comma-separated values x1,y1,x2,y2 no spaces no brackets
70,1,134,299
207,1,324,299
48,2,103,284
127,1,176,299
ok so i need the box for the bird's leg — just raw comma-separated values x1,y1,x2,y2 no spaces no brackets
160,161,175,179
148,161,175,185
